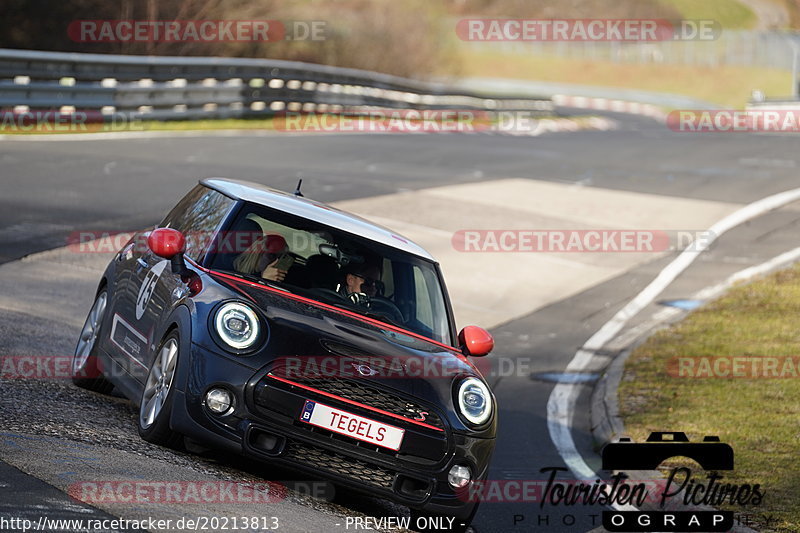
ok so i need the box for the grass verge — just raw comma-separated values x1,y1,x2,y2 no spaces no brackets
618,263,800,532
456,50,793,108
137,118,278,131
658,0,757,29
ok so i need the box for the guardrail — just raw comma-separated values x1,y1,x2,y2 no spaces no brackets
0,48,553,121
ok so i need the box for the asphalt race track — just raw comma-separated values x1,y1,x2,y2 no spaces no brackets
2,111,800,533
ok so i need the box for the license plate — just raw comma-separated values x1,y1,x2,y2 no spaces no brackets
299,400,405,451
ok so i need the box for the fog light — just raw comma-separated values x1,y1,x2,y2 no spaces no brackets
205,388,233,415
448,465,472,489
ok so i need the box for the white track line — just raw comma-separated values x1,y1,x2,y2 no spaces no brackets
547,186,800,482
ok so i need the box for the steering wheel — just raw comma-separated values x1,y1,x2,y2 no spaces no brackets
368,296,406,325
308,288,347,303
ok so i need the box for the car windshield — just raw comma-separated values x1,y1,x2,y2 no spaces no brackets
207,202,453,345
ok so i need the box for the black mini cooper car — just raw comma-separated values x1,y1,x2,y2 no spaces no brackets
72,178,496,530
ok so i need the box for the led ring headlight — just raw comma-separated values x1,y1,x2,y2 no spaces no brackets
214,302,260,350
457,377,492,426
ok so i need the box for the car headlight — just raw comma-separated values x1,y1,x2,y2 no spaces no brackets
457,377,493,426
214,302,261,350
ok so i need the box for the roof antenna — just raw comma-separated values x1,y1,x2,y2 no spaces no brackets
293,179,304,197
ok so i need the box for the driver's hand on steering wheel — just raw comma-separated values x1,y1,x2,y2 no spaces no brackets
348,292,370,306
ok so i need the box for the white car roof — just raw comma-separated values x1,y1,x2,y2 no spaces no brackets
201,177,435,261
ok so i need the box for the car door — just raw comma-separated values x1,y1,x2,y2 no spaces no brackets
107,230,163,382
99,230,151,378
124,246,177,382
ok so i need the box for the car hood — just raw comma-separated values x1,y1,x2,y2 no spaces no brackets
210,274,492,433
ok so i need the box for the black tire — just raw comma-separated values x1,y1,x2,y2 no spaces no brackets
137,330,183,449
72,289,114,394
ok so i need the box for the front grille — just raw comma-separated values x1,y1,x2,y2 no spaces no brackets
283,439,395,488
271,373,444,430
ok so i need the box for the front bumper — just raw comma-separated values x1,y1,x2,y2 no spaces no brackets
170,343,495,519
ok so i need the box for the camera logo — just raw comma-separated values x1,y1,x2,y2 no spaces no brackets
600,431,761,532
602,431,733,471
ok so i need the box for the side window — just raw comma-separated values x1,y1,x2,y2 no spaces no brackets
160,185,236,260
413,265,433,327
411,263,450,343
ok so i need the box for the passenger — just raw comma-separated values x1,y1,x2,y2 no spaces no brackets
233,233,291,282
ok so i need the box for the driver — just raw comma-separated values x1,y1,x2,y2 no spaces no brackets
338,262,405,325
340,263,381,302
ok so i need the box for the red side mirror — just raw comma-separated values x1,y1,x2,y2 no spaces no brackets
458,326,494,357
148,228,185,259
